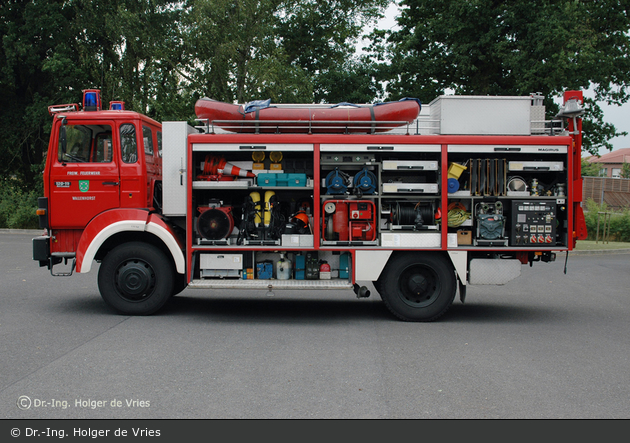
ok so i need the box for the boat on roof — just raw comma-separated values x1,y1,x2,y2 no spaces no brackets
194,97,421,134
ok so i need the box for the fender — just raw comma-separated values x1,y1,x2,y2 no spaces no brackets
75,208,185,274
355,250,468,284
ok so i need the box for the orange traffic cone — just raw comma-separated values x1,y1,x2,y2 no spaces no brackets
219,160,255,178
203,156,255,178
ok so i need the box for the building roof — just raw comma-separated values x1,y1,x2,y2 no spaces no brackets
588,147,630,164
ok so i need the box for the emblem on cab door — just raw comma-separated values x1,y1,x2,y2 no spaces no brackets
79,180,90,192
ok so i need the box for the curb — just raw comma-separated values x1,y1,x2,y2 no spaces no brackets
0,229,44,235
570,249,630,256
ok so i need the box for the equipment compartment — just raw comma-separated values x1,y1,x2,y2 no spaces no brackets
190,145,315,247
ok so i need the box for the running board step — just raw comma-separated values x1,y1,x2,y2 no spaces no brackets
188,279,354,290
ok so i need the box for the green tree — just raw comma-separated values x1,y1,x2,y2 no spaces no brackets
369,0,630,155
621,162,630,179
276,0,388,103
0,0,388,192
581,158,603,177
0,0,185,190
315,57,385,104
66,0,185,119
0,0,75,187
184,0,387,104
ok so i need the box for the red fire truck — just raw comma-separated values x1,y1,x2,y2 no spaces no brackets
33,89,587,321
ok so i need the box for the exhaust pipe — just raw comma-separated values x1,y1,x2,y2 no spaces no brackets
353,284,371,299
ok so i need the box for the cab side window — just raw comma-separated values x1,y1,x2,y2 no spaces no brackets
143,125,154,156
94,133,113,162
58,124,113,163
120,124,138,163
157,131,162,157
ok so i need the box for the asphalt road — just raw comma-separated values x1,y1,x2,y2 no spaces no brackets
1,232,629,419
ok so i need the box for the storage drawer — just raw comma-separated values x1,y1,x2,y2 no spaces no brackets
508,161,564,172
281,234,314,247
382,160,438,171
382,182,439,193
200,253,243,270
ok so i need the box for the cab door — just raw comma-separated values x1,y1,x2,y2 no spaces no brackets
49,119,120,229
118,122,145,208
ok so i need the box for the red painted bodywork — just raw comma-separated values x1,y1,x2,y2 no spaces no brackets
563,90,588,246
75,208,150,271
73,208,183,273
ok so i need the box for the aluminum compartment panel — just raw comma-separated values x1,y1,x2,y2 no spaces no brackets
162,122,196,216
430,96,532,135
469,258,522,285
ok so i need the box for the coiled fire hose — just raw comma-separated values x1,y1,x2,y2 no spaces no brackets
447,202,471,228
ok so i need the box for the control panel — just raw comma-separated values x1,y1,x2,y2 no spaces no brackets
510,200,557,246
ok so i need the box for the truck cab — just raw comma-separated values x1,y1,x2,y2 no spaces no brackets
34,90,163,272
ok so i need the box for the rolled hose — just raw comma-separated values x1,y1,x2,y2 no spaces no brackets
447,202,471,228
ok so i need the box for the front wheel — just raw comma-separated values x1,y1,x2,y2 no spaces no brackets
98,242,174,315
378,253,456,322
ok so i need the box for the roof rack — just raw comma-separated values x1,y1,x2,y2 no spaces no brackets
48,104,79,116
195,119,415,135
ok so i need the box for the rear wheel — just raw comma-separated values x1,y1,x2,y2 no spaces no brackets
378,253,456,322
98,242,174,315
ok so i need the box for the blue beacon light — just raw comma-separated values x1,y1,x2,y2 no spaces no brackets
109,101,125,110
82,89,101,111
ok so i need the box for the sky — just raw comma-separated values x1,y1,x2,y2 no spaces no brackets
371,4,630,155
597,102,630,153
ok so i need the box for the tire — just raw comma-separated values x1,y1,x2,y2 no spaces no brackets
372,279,384,297
378,253,456,322
98,242,174,315
171,272,188,297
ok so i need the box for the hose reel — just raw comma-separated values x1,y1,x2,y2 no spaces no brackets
390,201,435,230
353,167,377,195
325,168,350,194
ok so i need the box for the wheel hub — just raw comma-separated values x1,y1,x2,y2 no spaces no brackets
115,260,155,301
400,266,438,306
408,274,430,295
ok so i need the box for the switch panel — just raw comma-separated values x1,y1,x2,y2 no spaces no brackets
510,200,557,246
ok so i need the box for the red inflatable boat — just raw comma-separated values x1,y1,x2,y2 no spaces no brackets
194,98,421,133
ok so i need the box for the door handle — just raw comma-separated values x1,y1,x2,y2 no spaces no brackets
103,181,119,186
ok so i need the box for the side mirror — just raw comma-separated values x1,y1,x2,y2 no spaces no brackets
59,123,67,155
